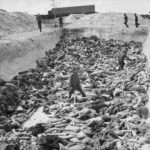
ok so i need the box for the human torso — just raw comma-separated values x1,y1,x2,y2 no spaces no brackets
69,71,80,88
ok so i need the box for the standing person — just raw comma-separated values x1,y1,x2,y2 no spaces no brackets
124,13,129,28
69,67,86,99
135,13,140,28
117,47,133,71
36,14,42,32
59,16,63,28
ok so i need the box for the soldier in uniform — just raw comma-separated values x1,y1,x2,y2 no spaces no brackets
124,13,129,28
135,13,140,28
36,14,42,32
59,16,63,28
69,67,86,99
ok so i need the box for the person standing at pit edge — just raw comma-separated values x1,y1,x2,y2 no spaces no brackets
124,13,129,28
135,13,140,28
59,16,63,28
36,14,42,32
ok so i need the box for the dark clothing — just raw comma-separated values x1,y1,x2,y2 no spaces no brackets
118,60,125,70
135,14,139,28
59,17,63,28
124,14,128,28
38,21,42,32
69,71,80,88
118,52,126,63
118,53,126,70
69,71,86,98
36,15,42,32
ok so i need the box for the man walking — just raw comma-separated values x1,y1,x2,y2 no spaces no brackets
135,13,140,28
59,16,63,28
36,14,42,32
124,13,129,28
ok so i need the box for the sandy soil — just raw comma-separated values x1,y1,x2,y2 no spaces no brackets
67,13,150,28
66,13,150,43
0,10,37,36
0,28,62,80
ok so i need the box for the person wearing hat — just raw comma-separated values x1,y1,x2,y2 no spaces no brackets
69,67,86,99
59,16,63,28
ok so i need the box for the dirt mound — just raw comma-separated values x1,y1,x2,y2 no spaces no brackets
0,9,38,36
64,14,85,24
43,14,85,28
67,13,150,28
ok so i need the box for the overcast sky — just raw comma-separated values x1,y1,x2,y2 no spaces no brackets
0,0,150,14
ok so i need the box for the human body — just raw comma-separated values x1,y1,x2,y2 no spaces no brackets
36,14,42,32
124,14,128,28
59,16,63,28
135,13,140,28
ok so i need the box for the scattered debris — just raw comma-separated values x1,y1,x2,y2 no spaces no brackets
0,33,150,150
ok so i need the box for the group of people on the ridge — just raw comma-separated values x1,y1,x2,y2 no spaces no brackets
36,13,140,32
124,13,140,28
36,14,63,32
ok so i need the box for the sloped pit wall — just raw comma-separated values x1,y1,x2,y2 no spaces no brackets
0,30,62,81
63,27,148,42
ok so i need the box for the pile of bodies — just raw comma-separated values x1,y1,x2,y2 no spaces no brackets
0,34,150,150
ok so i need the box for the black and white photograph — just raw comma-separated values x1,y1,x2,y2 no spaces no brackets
0,0,150,149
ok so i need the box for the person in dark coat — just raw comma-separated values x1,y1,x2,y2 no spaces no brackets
59,16,63,28
135,13,140,28
69,67,86,99
36,14,42,32
124,13,129,28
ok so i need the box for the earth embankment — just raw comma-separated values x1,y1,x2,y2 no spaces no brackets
0,29,62,80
